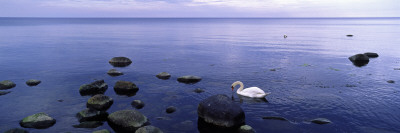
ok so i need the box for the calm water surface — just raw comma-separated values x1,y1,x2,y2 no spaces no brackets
0,18,400,133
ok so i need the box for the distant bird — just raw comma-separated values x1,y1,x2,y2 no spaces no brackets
284,34,288,38
231,81,270,98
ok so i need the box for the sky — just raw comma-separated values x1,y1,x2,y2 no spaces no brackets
0,0,399,17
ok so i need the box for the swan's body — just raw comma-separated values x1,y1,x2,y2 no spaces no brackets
231,81,270,98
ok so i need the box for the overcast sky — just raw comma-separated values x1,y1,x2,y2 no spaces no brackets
0,0,399,17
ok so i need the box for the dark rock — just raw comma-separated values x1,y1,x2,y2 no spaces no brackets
387,80,395,83
346,34,353,37
194,88,205,93
0,80,16,90
156,72,171,80
19,113,56,129
348,54,369,67
177,75,202,84
57,99,64,102
26,79,41,86
262,116,288,121
310,118,331,124
394,68,400,70
107,110,149,132
131,100,145,109
364,52,379,58
79,80,108,96
76,108,108,122
166,106,176,114
237,125,255,133
107,69,123,77
87,94,113,111
109,57,132,67
114,81,139,96
0,91,11,96
197,94,245,128
73,121,103,128
4,128,29,133
92,129,111,133
135,126,163,133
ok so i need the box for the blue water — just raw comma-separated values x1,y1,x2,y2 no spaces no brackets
0,18,400,133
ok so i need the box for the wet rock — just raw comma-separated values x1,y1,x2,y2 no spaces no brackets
394,68,400,70
73,121,103,128
20,113,56,129
135,125,163,133
387,80,395,83
238,125,255,133
262,116,289,121
107,110,149,132
177,75,202,84
346,34,353,37
57,99,64,102
25,79,41,86
79,80,108,96
156,72,171,80
131,100,145,109
92,129,111,133
194,88,205,93
364,52,379,58
349,54,369,67
4,128,29,133
310,118,331,124
198,94,245,128
0,91,11,96
0,80,16,90
87,94,113,111
107,69,123,77
109,57,132,67
114,81,139,96
166,106,176,114
76,108,108,122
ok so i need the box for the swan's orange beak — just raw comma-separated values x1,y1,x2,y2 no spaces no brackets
231,86,234,91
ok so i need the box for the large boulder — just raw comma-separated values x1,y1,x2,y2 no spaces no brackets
156,72,171,80
109,57,132,67
79,80,108,96
197,94,245,128
76,108,108,122
107,110,149,132
26,79,41,86
135,125,163,133
87,94,113,111
364,52,379,58
19,113,56,129
348,54,369,67
107,69,123,77
114,81,139,96
177,76,202,84
0,80,16,90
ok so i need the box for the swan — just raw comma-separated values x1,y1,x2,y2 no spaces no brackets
231,81,270,98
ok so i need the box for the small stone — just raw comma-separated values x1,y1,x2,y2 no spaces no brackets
73,121,103,128
92,129,111,133
394,68,400,70
20,113,56,129
262,116,288,121
57,99,64,102
348,54,369,67
0,80,16,90
107,110,149,132
79,80,108,96
87,94,113,111
269,69,276,71
194,88,205,93
0,91,11,96
4,128,29,133
131,100,145,109
238,125,255,133
76,108,108,122
346,34,353,37
135,125,163,133
311,118,331,124
387,80,395,83
114,81,139,96
177,75,202,84
107,69,123,77
109,57,132,67
156,72,171,80
166,106,176,114
26,79,41,86
364,52,379,58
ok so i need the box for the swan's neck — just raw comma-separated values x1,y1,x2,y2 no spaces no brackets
233,81,244,93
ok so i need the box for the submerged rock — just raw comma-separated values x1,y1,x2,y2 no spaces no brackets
79,80,108,96
76,108,108,122
166,106,176,114
346,34,353,37
107,110,149,132
0,80,16,90
92,129,111,133
194,88,205,93
0,91,11,96
26,79,41,86
349,54,369,67
131,100,145,109
135,125,163,133
109,57,132,67
238,125,255,133
197,94,245,128
156,72,171,80
4,128,29,133
73,121,103,128
114,81,139,96
262,116,289,121
177,75,202,84
87,94,113,111
107,69,123,77
364,52,379,58
310,118,331,124
20,113,56,129
387,80,395,83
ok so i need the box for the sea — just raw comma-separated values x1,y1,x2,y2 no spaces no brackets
0,18,400,133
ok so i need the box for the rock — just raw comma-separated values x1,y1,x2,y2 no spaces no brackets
92,129,111,133
107,110,149,132
0,80,16,90
26,79,41,86
131,100,145,109
107,69,123,77
177,75,202,84
172,120,194,131
79,80,108,96
348,54,369,67
364,52,379,58
166,106,176,114
346,34,353,37
262,116,289,121
387,80,395,83
135,126,163,133
310,118,331,124
114,81,139,96
4,128,29,133
109,57,132,67
194,88,205,93
0,91,11,96
19,113,56,129
238,125,255,133
87,94,113,111
57,99,64,102
73,121,103,128
76,108,108,122
197,94,245,128
156,72,171,80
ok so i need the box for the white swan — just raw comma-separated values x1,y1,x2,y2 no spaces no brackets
231,81,270,98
